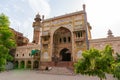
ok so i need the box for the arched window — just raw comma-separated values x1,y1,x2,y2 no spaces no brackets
63,37,66,43
59,38,62,43
68,37,71,42
80,31,82,37
77,31,83,37
29,53,31,56
22,54,24,56
78,32,80,37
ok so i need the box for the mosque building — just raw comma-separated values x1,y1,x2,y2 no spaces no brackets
14,5,120,69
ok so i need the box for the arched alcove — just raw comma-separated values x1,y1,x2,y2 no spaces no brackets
53,27,72,61
33,60,39,69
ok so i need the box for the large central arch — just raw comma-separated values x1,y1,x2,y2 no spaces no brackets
53,27,72,61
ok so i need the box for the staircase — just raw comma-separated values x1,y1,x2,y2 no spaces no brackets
40,61,74,68
39,67,74,75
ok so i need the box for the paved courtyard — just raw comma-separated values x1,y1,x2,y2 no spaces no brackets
0,70,116,80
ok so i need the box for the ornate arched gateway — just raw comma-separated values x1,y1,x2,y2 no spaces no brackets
53,27,72,62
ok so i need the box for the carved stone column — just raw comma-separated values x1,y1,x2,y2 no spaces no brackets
72,32,75,61
50,32,53,61
31,60,34,69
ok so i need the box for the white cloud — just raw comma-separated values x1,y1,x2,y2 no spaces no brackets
22,18,33,42
10,20,22,36
84,0,120,38
10,17,33,42
28,0,51,17
13,4,24,13
21,0,25,2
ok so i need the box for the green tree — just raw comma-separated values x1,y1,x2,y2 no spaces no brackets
115,53,120,62
112,62,120,80
74,45,114,80
112,53,120,80
0,13,16,71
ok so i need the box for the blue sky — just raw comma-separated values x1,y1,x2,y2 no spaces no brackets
0,0,120,42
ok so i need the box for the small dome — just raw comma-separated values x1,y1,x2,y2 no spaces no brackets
36,13,40,18
108,29,112,35
34,13,41,21
107,29,114,38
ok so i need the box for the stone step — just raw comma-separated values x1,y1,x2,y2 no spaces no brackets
39,67,74,75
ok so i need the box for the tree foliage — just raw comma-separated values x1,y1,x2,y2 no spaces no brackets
0,13,16,71
116,53,120,62
74,45,114,80
112,62,120,80
112,53,120,80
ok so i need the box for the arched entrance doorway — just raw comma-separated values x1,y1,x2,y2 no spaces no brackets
27,61,31,69
53,27,72,61
14,61,18,69
60,48,71,61
20,61,25,69
33,60,39,69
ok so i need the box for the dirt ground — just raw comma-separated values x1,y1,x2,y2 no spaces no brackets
0,70,116,80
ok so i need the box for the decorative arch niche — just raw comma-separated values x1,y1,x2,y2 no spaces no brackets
53,27,72,61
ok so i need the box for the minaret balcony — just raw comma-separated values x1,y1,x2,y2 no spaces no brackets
42,40,50,44
75,37,85,42
73,27,85,32
42,31,50,37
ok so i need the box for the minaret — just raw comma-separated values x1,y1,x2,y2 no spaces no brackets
83,4,90,50
32,13,42,44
